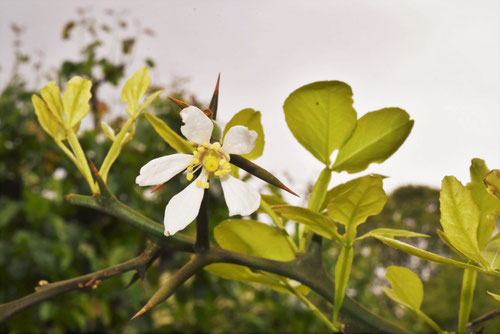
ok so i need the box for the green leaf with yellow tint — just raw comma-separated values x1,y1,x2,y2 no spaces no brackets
272,205,341,242
144,112,193,154
357,228,428,242
373,235,479,271
283,81,357,165
31,95,65,140
466,159,500,249
214,219,295,261
481,238,500,270
332,108,413,173
40,82,64,123
208,219,303,294
383,266,423,311
121,66,150,115
485,170,500,200
440,176,488,268
62,76,92,128
223,108,265,160
327,174,387,240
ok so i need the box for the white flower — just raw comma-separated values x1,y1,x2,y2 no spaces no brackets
136,106,261,236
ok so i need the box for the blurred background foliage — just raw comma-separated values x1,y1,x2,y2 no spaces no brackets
1,8,499,333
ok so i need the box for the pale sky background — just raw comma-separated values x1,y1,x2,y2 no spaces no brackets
1,0,499,201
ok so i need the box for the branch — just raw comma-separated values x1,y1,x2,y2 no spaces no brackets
0,242,161,322
467,308,500,333
66,182,410,333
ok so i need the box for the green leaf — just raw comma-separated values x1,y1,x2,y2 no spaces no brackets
121,66,150,115
332,108,413,173
223,108,264,160
466,159,500,249
100,121,116,141
357,228,428,242
437,229,468,260
383,266,423,311
144,112,193,154
214,219,295,261
487,291,500,302
308,167,331,213
272,205,341,242
209,220,300,294
327,174,387,240
62,76,92,127
373,235,479,270
40,81,64,123
31,95,66,140
333,246,353,325
440,176,488,268
283,81,357,165
481,238,500,270
485,169,500,200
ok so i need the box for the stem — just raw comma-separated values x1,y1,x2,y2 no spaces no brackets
195,191,210,251
99,115,136,183
66,129,98,194
467,308,500,332
458,268,477,334
283,280,339,332
0,243,160,322
415,309,444,333
333,245,353,326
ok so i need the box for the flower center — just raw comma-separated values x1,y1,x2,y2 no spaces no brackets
185,142,231,188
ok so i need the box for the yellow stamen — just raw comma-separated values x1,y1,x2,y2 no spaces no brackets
197,146,205,153
186,173,194,181
211,142,221,152
203,182,210,189
196,180,202,187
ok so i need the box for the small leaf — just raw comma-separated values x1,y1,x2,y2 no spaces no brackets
332,108,413,173
214,219,295,261
138,90,163,113
100,121,116,141
487,291,500,302
327,174,387,240
357,228,428,242
223,108,265,160
440,176,488,267
466,159,500,249
485,169,500,200
283,81,357,165
121,66,150,115
272,205,341,241
62,76,92,127
481,238,500,270
31,95,65,140
373,235,479,270
384,266,423,311
40,82,64,124
144,112,193,154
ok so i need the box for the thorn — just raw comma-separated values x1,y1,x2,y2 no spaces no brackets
168,97,189,109
282,185,300,198
151,183,165,193
85,276,97,287
214,73,220,95
130,302,153,320
89,160,99,175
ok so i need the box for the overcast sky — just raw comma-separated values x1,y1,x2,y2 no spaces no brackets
1,0,499,200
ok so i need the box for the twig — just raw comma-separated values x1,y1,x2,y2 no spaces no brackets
467,308,500,333
0,242,160,322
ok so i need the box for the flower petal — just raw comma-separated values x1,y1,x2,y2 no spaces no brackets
136,153,192,186
164,170,208,236
180,106,213,144
222,126,257,155
220,174,261,216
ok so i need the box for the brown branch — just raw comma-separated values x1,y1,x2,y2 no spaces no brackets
0,242,161,322
467,308,500,333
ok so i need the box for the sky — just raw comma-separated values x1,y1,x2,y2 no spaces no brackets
1,0,499,200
